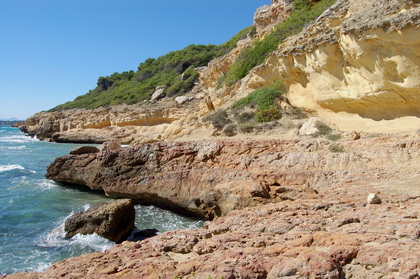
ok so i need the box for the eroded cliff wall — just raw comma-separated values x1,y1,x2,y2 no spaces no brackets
20,0,420,141
243,0,420,132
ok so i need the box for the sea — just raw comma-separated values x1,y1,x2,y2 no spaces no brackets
0,126,204,275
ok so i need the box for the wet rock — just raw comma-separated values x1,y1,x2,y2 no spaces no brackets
64,199,135,243
125,228,159,242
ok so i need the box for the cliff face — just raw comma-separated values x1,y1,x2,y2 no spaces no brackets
22,104,186,144
244,0,420,132
19,0,420,142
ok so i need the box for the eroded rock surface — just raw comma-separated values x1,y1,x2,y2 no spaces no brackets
64,199,135,243
4,187,419,278
246,0,420,132
45,134,420,221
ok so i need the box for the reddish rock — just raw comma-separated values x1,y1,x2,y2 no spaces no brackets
3,195,419,278
45,136,420,220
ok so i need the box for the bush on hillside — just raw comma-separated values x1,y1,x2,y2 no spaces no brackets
203,109,232,130
232,82,284,123
50,26,256,111
220,0,336,86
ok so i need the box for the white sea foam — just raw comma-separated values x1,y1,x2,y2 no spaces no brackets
39,223,113,253
0,164,25,173
71,233,114,252
0,145,26,150
35,180,58,190
0,135,38,143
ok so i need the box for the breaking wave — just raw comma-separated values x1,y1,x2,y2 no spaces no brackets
0,164,25,173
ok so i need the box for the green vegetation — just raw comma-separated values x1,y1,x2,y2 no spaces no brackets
203,81,300,136
314,121,332,136
313,120,342,141
223,123,237,136
49,0,336,112
51,26,256,111
329,144,344,153
232,82,284,123
255,105,282,123
203,109,232,131
219,0,336,86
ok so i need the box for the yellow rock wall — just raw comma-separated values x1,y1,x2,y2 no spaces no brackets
245,0,420,132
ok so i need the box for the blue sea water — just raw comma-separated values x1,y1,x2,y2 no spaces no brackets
0,126,204,275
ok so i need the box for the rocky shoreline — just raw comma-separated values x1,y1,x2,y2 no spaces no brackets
44,134,420,220
3,138,419,277
2,132,419,278
4,0,420,276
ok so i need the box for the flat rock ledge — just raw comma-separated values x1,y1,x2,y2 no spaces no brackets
45,135,420,220
3,134,417,278
3,193,419,278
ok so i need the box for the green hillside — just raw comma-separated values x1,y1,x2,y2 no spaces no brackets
50,26,255,111
51,0,334,111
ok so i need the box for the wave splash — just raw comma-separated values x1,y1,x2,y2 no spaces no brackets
0,164,25,173
0,135,38,144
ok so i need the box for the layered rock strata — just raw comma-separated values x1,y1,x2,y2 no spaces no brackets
243,0,420,132
20,105,185,144
45,134,420,221
18,0,420,144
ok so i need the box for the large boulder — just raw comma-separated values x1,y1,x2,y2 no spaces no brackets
150,85,166,102
64,199,135,243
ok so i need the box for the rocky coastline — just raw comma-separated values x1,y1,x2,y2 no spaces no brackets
44,134,420,221
3,132,418,278
4,0,420,277
3,133,420,278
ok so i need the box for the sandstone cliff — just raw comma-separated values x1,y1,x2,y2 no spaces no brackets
19,0,420,143
7,1,420,278
244,0,420,133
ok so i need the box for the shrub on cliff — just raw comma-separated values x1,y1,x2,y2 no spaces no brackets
203,109,232,130
220,0,336,86
255,105,282,123
232,82,284,123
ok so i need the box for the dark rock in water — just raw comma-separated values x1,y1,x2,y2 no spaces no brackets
69,146,100,155
64,199,135,243
125,228,159,242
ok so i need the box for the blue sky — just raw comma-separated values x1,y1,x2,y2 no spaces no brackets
0,0,270,120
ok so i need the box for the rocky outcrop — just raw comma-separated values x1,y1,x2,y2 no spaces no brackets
69,146,99,155
64,199,135,243
46,133,420,220
19,0,420,144
22,105,185,144
4,183,419,278
245,0,420,132
254,0,293,36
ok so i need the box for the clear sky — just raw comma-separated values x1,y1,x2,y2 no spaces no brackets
0,0,270,120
